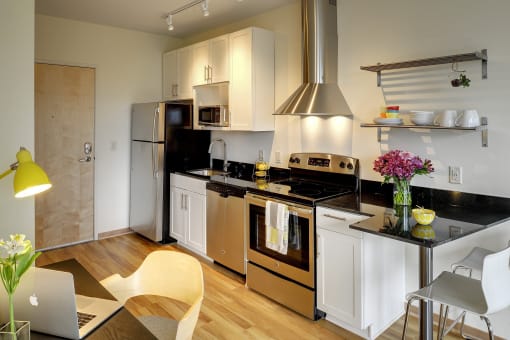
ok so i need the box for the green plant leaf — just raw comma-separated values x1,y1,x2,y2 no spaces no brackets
16,251,40,278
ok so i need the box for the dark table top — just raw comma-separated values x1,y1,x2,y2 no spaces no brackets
33,259,155,340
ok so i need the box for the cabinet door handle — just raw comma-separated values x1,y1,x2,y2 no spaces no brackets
184,194,188,210
204,65,207,82
323,214,347,221
208,65,212,82
180,193,184,209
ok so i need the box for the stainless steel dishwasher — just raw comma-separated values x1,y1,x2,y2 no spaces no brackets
206,182,246,274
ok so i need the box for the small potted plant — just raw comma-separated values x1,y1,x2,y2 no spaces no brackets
0,234,40,338
451,72,471,87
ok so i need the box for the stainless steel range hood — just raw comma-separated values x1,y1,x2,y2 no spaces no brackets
274,0,352,117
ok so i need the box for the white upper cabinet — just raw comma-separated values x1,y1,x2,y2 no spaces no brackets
163,50,177,100
229,27,275,131
164,27,275,131
192,34,229,85
163,46,194,100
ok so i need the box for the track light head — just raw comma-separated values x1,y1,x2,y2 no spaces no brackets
202,0,209,17
166,14,174,31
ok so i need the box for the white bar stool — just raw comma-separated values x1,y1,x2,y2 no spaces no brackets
402,245,510,340
438,247,495,339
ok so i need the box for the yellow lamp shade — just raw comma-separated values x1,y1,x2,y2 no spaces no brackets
13,148,52,198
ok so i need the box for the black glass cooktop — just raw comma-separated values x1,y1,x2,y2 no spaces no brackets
248,177,353,205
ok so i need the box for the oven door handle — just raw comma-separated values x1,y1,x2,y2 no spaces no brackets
245,194,313,215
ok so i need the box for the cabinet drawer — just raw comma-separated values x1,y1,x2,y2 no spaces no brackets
171,173,206,195
316,207,369,238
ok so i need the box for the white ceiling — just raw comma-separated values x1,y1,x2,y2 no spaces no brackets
35,0,297,38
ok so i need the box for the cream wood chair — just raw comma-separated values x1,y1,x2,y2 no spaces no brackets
100,250,204,340
402,245,510,340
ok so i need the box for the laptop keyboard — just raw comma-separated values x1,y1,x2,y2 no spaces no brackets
77,311,96,329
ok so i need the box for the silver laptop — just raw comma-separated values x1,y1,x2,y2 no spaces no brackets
0,267,122,339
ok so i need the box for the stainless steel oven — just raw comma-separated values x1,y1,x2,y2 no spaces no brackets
245,153,360,320
245,193,316,319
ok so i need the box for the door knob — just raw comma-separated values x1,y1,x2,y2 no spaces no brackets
79,156,92,162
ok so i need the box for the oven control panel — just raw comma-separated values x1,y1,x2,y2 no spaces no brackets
288,153,358,175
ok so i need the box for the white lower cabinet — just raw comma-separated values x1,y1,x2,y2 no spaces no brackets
316,207,405,339
170,174,207,256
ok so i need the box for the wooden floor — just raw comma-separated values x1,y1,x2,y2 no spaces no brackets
36,233,466,339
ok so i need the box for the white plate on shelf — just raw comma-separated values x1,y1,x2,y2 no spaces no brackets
373,118,403,125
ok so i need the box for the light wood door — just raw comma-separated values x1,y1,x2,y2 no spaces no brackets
34,63,95,250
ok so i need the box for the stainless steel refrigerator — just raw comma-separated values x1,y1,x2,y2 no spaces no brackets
130,101,210,242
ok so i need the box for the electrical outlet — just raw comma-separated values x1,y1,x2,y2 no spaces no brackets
275,151,281,163
449,166,462,184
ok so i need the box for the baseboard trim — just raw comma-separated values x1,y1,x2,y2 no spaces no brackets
98,228,134,239
409,305,503,340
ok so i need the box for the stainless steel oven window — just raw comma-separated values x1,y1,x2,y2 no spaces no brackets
248,201,311,271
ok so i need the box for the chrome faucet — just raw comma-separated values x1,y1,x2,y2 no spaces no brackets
208,138,227,172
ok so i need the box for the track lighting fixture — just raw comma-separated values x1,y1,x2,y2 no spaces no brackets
202,0,209,17
166,14,174,31
164,0,210,32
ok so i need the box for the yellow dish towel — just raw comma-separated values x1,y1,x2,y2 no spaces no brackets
265,200,289,255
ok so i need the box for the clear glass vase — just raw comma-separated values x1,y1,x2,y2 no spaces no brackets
0,321,30,340
393,179,412,206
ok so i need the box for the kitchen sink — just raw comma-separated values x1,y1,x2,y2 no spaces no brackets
187,168,229,177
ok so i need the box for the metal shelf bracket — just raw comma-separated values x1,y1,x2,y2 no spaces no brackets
481,116,488,147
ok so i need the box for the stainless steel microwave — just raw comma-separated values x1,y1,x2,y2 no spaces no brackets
198,105,229,127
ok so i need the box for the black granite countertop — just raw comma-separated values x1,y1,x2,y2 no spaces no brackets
177,164,510,247
318,180,510,248
208,175,259,190
177,159,290,191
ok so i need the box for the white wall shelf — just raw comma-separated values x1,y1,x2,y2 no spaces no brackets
360,49,488,86
360,117,488,147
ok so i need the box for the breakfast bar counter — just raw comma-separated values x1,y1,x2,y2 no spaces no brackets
318,180,510,340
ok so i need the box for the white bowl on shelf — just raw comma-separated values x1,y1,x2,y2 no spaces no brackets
410,111,434,125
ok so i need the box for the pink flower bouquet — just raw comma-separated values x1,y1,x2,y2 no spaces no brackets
373,150,434,205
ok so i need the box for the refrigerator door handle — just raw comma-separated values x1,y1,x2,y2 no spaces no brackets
152,107,159,177
153,144,159,178
152,106,158,143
